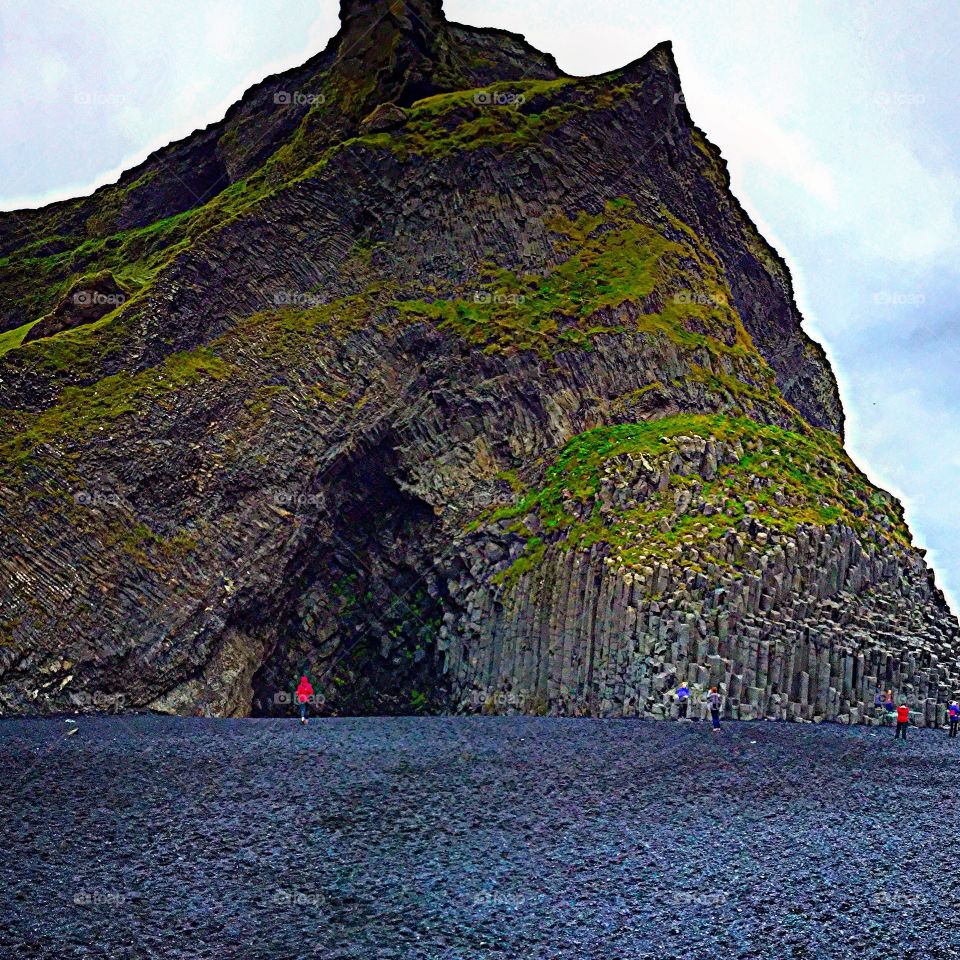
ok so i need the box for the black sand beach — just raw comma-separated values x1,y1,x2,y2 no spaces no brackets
2,715,958,959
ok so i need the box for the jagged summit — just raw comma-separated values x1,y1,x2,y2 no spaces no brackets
333,0,463,106
336,0,448,51
0,0,559,263
338,0,445,31
0,3,955,722
331,0,565,108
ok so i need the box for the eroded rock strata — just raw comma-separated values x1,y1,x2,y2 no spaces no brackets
0,0,954,721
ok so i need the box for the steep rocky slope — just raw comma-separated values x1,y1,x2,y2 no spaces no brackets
0,0,955,721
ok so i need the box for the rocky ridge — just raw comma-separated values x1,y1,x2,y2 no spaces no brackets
445,424,957,724
0,0,955,721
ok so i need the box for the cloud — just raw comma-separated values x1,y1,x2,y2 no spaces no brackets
204,2,256,64
689,85,840,208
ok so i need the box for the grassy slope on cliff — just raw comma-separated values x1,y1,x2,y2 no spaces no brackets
484,414,910,584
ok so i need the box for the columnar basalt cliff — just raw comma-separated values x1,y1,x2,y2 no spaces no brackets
0,0,955,721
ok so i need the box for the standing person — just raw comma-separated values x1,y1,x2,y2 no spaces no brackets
873,688,884,720
948,702,960,738
296,675,314,725
884,690,896,726
895,702,910,740
707,687,722,734
676,683,690,720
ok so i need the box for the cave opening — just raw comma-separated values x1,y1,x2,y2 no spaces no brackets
249,441,455,716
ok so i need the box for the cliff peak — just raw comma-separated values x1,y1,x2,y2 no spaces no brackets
338,0,446,32
334,0,459,107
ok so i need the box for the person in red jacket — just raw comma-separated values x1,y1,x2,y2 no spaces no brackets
296,675,314,724
895,702,910,740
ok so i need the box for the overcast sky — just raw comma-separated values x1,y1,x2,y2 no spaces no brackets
2,0,958,609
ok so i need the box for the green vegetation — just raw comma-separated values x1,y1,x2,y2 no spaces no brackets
691,128,728,190
0,320,38,357
0,207,196,336
0,348,232,473
397,199,752,360
226,290,392,360
388,78,577,158
689,365,777,402
0,70,640,359
0,64,662,380
98,520,200,569
0,287,401,475
485,414,910,585
378,76,662,160
0,189,788,481
410,689,428,714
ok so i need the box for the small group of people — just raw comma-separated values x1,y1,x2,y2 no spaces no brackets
866,688,960,740
870,690,909,738
293,672,960,736
675,684,722,733
675,682,960,738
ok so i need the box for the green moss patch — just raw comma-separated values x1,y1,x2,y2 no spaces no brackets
485,414,910,585
0,348,232,474
0,319,39,358
397,199,750,359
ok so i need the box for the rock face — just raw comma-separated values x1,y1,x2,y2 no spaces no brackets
23,272,128,343
0,0,955,721
446,424,959,725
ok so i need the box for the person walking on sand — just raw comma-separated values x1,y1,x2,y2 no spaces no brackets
296,675,314,725
707,687,722,734
895,702,910,740
676,683,690,720
948,702,959,738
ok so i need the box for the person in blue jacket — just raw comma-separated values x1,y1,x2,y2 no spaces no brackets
676,684,690,720
873,688,884,720
948,701,959,738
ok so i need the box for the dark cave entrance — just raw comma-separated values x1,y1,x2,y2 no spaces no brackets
248,440,455,716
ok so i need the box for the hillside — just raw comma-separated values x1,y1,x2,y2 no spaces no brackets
0,0,956,720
